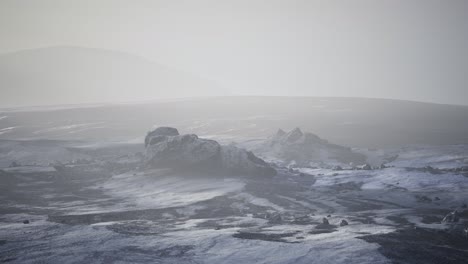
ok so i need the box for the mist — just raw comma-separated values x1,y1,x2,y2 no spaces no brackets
1,1,468,264
1,0,468,106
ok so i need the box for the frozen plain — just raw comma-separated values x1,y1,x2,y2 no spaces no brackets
1,98,468,263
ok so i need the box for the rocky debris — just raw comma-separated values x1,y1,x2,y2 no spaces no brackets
22,220,30,224
292,214,312,224
441,166,468,173
340,220,349,226
442,210,460,223
379,163,387,169
434,197,441,201
416,195,432,203
315,217,337,230
464,227,468,238
254,128,367,166
144,127,276,176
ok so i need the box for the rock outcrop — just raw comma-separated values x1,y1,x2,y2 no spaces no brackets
254,128,367,166
340,219,349,226
442,210,460,223
144,127,276,176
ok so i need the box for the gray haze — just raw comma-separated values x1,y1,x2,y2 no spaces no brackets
1,0,468,106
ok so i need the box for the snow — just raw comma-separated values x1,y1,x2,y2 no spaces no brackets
0,212,392,264
303,167,468,192
0,126,16,135
2,131,468,263
101,170,245,210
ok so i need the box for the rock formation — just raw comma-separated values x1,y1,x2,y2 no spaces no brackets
254,128,367,166
144,127,276,176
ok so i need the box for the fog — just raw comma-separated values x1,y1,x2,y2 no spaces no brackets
2,2,468,264
1,0,468,106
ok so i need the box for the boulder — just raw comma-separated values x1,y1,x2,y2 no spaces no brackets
340,219,349,226
322,217,329,225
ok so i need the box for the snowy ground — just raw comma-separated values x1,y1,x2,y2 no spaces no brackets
1,139,468,263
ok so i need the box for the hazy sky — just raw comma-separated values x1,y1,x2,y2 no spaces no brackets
1,0,468,105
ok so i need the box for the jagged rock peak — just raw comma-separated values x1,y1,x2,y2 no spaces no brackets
259,127,367,166
276,129,286,137
284,127,303,142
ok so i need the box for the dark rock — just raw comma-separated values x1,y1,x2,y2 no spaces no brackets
267,212,283,224
416,195,432,203
340,220,349,226
442,210,460,223
327,214,331,218
424,166,441,174
22,220,30,224
322,218,329,225
434,197,441,201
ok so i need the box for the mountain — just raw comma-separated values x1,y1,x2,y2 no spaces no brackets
0,46,225,106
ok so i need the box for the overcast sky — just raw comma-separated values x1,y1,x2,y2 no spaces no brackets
1,0,468,105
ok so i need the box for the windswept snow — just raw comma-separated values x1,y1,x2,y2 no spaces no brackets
1,129,468,263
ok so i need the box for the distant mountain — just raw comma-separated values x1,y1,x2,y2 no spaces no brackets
0,46,225,106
